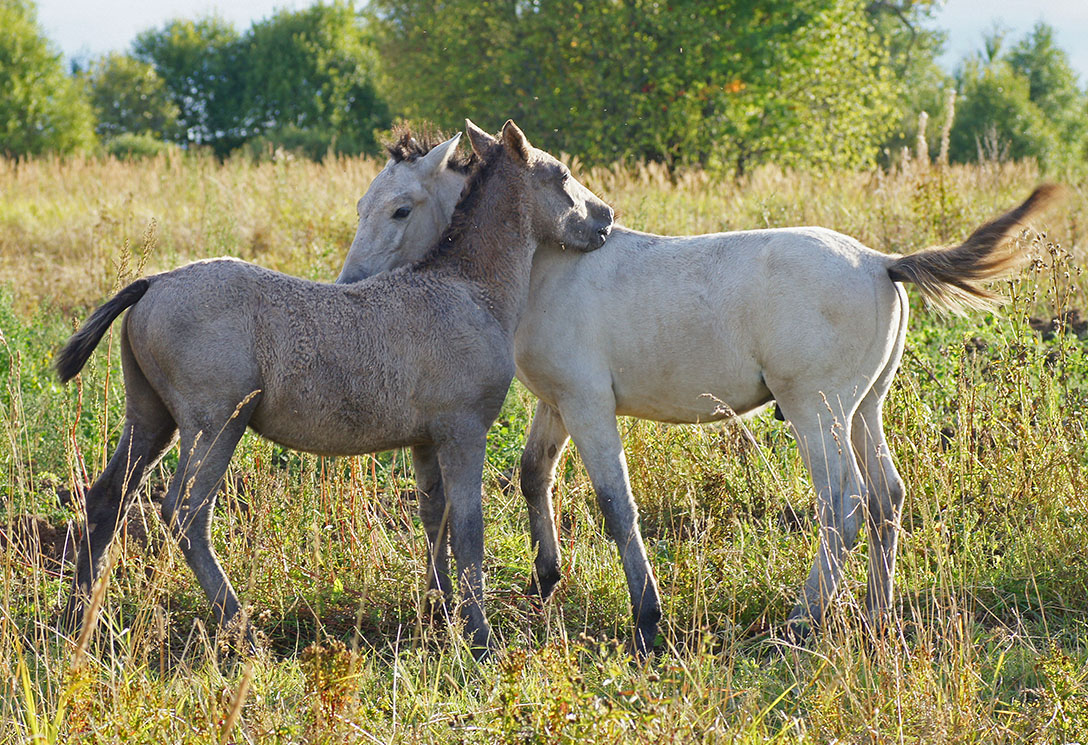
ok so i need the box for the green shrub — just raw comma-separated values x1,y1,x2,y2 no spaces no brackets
103,133,176,159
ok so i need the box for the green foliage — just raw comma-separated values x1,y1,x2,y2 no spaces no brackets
371,0,902,172
949,23,1088,170
951,57,1051,163
0,0,96,156
868,1,952,161
1006,23,1088,168
132,15,244,153
131,4,389,158
82,52,180,140
240,1,389,157
103,132,178,159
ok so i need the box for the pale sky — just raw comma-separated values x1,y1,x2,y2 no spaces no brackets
34,1,1088,83
933,0,1088,80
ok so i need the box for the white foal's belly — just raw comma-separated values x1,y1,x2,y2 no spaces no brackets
611,365,774,423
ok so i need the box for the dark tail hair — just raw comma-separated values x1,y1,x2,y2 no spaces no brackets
55,278,151,382
887,184,1063,313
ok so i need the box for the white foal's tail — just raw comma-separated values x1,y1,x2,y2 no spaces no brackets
887,184,1063,314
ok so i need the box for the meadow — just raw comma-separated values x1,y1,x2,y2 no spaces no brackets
2,148,1088,743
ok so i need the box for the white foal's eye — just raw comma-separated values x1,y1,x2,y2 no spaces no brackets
393,206,412,219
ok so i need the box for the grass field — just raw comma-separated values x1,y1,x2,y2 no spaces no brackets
2,150,1088,743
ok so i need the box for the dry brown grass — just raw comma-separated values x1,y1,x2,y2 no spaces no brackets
2,152,1087,743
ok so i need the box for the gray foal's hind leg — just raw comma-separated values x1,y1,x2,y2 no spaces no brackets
412,443,453,601
64,418,177,631
160,412,253,639
435,432,492,657
520,400,570,601
63,338,177,634
560,397,661,657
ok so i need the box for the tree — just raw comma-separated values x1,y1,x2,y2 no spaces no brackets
0,0,96,156
865,0,952,162
949,57,1050,163
132,16,243,152
948,24,1087,169
369,0,901,173
240,2,389,157
1006,23,1088,166
131,6,389,158
83,52,180,140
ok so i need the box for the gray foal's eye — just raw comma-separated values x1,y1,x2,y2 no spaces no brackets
393,206,412,220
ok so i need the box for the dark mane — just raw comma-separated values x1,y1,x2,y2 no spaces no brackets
385,122,476,173
416,142,504,266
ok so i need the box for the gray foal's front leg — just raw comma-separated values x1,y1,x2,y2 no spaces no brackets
435,433,492,658
412,444,453,603
520,400,570,601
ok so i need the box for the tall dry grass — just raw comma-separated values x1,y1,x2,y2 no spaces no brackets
1,151,1087,743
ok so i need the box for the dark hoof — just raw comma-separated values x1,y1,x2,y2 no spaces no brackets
527,565,561,604
777,618,812,647
218,631,260,660
861,612,907,648
468,625,493,662
60,591,93,639
60,601,83,637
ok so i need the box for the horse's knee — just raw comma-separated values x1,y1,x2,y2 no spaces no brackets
887,475,905,512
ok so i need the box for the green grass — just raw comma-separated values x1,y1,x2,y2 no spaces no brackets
2,152,1088,743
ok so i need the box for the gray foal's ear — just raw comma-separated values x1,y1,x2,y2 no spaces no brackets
500,119,530,162
418,132,462,176
465,119,496,157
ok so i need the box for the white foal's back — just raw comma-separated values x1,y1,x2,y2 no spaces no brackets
514,225,906,423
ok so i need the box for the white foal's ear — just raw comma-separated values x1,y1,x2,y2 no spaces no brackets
418,132,462,176
465,119,496,157
500,119,530,162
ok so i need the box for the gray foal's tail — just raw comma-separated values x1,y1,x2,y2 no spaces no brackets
55,278,151,383
886,184,1063,314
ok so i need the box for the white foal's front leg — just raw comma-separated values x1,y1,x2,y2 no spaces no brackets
558,395,662,657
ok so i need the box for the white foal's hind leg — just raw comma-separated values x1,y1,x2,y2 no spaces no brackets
852,297,908,627
851,396,906,625
559,396,661,657
778,391,868,639
520,401,570,601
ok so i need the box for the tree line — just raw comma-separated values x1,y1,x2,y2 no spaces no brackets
2,0,1086,172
